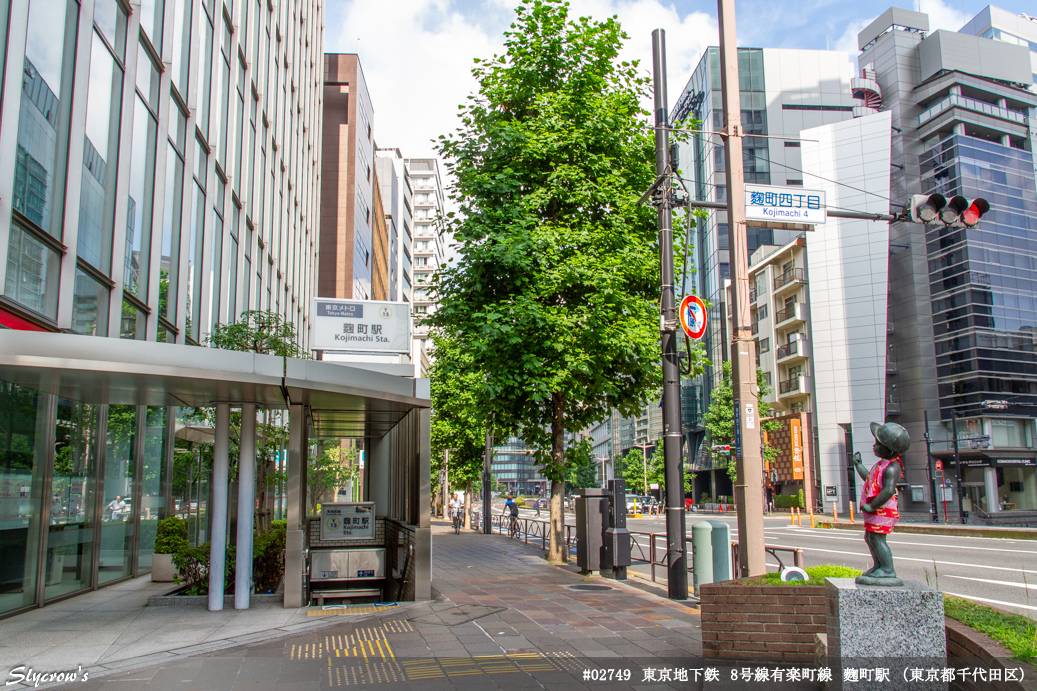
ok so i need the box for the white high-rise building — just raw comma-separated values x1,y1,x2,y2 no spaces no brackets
404,158,446,376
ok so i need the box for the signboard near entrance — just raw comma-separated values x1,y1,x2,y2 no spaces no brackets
745,183,827,225
320,502,376,541
790,417,804,481
825,485,837,498
311,299,410,353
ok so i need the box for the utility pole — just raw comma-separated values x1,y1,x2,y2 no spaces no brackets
951,415,966,523
923,412,939,523
716,0,765,576
651,29,689,601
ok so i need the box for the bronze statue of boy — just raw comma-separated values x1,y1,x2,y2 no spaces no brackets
851,422,910,587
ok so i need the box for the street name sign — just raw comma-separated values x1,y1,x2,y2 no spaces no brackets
745,183,827,225
311,299,410,353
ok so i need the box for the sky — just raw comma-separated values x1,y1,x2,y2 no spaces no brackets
323,0,1035,161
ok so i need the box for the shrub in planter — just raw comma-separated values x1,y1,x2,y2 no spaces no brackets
172,542,235,596
253,521,287,593
152,517,189,582
774,493,804,509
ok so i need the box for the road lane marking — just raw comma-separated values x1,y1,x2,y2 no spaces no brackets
944,591,1037,613
763,530,1037,555
945,574,1037,591
786,545,1037,577
769,526,1037,544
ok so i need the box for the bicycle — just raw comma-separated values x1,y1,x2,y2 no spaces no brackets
507,513,519,538
452,508,463,534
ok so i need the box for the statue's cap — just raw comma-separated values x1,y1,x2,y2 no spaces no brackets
870,421,910,455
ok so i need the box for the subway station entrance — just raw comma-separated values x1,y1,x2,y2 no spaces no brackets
0,330,430,619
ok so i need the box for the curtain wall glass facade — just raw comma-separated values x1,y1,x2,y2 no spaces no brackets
0,0,323,345
0,0,324,618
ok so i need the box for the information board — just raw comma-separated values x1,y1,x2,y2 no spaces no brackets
311,299,410,353
320,502,376,541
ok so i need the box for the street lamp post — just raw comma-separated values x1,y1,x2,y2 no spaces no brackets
631,442,653,497
951,415,966,524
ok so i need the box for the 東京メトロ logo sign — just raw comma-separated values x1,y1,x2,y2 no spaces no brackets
679,295,707,340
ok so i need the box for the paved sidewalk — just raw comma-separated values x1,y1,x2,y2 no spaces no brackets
9,522,703,690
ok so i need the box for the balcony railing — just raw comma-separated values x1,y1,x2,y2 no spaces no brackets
751,322,759,335
779,377,801,395
776,340,806,360
773,268,806,291
749,289,757,303
918,93,1026,127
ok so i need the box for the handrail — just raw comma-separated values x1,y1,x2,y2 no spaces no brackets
731,541,805,576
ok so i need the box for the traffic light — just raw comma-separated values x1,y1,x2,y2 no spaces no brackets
711,444,732,456
909,193,945,223
909,194,988,227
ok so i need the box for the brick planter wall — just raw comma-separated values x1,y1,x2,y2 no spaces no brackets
946,618,1037,691
700,581,827,662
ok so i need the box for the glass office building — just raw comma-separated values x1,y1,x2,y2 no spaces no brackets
0,0,323,618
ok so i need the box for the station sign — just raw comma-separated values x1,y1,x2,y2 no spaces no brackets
745,184,827,225
311,299,411,353
320,502,376,541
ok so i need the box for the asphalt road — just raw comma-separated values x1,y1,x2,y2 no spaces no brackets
505,507,1037,616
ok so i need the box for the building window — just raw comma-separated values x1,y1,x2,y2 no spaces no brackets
13,0,80,239
757,304,768,320
71,268,110,336
759,337,770,353
124,95,158,300
5,222,60,319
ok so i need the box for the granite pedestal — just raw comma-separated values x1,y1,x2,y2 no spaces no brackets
823,578,946,691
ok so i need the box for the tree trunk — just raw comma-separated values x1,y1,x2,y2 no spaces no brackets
547,392,567,563
464,478,473,529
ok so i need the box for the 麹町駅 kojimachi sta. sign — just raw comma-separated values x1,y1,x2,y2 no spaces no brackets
744,184,827,225
311,299,411,353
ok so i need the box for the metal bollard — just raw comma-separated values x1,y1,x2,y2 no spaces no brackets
692,521,732,594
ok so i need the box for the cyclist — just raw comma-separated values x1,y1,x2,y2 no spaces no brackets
503,496,519,536
449,493,463,534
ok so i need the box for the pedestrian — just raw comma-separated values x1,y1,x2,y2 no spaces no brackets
107,495,126,521
534,498,541,518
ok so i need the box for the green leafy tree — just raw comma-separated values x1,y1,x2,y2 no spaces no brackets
308,444,360,514
703,360,781,482
206,310,309,359
431,0,708,563
429,331,510,526
563,438,598,493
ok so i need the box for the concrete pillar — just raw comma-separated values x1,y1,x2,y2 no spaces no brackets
984,465,1000,513
235,404,257,609
208,404,230,611
369,429,390,516
954,123,966,136
284,404,308,608
414,407,432,600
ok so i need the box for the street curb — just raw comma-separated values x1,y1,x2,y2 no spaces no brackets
819,521,1037,540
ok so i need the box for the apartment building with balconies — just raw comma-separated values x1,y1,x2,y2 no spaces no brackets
404,158,446,376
